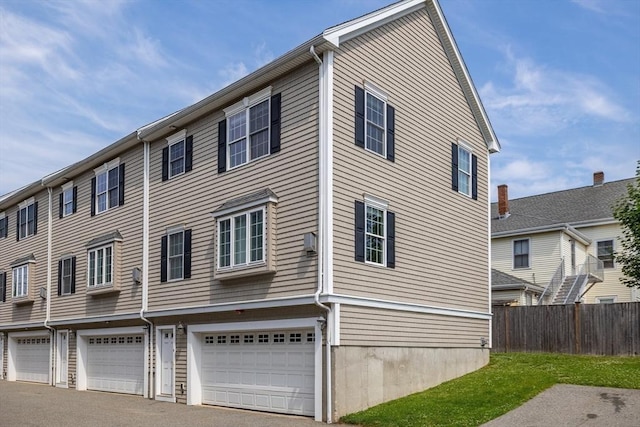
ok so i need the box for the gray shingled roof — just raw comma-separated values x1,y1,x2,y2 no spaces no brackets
491,268,545,292
491,178,635,234
212,188,278,215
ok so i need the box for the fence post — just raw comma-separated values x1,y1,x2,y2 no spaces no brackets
505,307,510,352
574,302,581,354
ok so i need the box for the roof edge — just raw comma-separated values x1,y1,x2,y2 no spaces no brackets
493,223,591,245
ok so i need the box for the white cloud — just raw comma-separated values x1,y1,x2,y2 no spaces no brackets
218,62,249,88
122,28,168,68
571,0,606,14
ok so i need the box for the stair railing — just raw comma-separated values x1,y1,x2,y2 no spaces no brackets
584,254,604,281
563,255,604,304
538,258,564,305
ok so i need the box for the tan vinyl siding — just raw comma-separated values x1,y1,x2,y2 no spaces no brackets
332,8,490,312
50,146,144,320
339,305,488,347
148,62,319,311
0,189,49,325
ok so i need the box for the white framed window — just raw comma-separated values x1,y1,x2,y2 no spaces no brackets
167,130,186,179
94,159,121,214
596,239,614,269
365,197,387,266
513,238,530,269
62,181,74,217
457,143,472,197
596,296,617,304
12,264,28,298
0,212,7,239
60,257,73,295
18,198,36,239
224,87,272,170
168,230,184,281
88,245,113,287
365,85,387,157
218,207,265,269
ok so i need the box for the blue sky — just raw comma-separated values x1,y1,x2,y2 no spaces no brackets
0,0,638,200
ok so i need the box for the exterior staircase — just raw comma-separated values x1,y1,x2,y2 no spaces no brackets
552,275,588,305
538,255,605,305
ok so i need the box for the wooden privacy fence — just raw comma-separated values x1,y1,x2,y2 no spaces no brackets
492,302,640,356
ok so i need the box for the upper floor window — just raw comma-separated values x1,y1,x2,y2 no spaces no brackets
160,228,192,282
17,198,38,241
218,87,281,173
0,213,7,239
354,83,395,161
59,182,77,218
597,240,614,269
58,256,76,295
513,239,530,269
88,244,113,288
354,195,395,268
12,264,28,298
0,272,6,302
91,159,125,216
451,140,478,199
162,130,193,181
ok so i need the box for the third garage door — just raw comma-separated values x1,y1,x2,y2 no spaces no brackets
201,330,315,416
15,336,50,383
87,335,144,395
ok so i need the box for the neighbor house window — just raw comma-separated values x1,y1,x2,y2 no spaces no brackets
162,129,194,181
218,87,281,173
355,195,395,268
451,140,478,200
160,228,192,282
58,257,76,295
91,159,124,216
88,245,113,287
12,264,28,298
218,208,264,268
596,296,616,304
597,240,614,268
17,198,37,240
513,239,530,269
59,182,77,218
354,83,395,161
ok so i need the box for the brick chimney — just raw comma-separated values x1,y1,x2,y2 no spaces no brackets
593,171,604,186
498,184,509,218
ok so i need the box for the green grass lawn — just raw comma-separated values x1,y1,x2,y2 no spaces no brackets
340,352,640,427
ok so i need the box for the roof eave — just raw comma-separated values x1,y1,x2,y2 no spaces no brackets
492,223,591,245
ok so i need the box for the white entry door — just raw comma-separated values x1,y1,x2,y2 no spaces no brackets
57,331,68,386
160,330,174,396
201,329,315,416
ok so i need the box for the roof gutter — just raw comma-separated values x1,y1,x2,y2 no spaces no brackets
493,223,591,245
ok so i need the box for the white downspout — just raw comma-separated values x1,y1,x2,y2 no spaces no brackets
43,186,56,385
487,155,492,349
137,136,154,399
310,44,333,424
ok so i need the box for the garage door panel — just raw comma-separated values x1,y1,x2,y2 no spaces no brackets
15,337,50,383
201,330,315,416
87,335,143,395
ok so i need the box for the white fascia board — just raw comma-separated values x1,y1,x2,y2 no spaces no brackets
1,322,47,331
493,224,591,245
47,312,142,327
323,0,424,47
571,218,618,228
7,329,51,337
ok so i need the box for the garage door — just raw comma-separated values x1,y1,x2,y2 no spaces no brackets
201,330,315,416
16,336,50,383
87,335,144,395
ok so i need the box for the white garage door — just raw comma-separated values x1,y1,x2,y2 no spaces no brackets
16,336,50,383
201,330,315,416
87,335,144,395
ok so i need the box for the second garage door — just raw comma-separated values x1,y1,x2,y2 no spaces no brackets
15,336,50,383
87,335,144,395
201,330,315,416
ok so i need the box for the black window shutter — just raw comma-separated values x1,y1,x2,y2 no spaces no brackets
386,104,395,162
2,217,7,238
354,201,365,262
118,163,125,206
218,120,227,174
90,177,97,216
185,135,194,172
16,210,20,241
59,193,64,219
57,260,62,296
1,272,6,302
72,186,78,214
270,93,282,154
162,147,169,181
355,86,365,148
184,229,192,279
71,256,76,294
451,143,459,192
33,201,38,235
472,154,478,200
160,235,168,283
387,211,395,268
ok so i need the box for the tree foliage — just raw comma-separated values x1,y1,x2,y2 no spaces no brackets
613,162,640,288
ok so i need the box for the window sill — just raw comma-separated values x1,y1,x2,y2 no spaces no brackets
216,263,276,281
87,284,120,296
13,296,34,306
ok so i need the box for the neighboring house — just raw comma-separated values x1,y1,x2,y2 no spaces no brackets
0,0,500,422
491,269,544,306
491,172,639,306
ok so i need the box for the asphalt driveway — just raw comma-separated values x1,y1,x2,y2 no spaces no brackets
0,381,323,427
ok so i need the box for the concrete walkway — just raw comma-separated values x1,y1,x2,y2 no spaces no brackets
0,381,323,427
482,384,640,427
